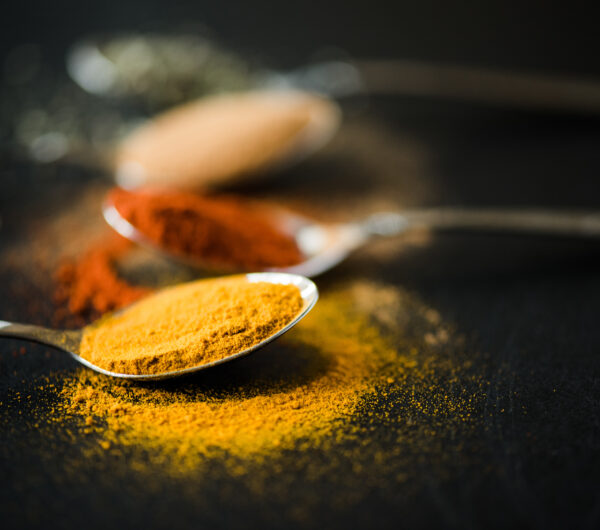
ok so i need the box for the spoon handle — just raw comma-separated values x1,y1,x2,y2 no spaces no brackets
361,209,600,239
0,321,81,353
355,60,600,113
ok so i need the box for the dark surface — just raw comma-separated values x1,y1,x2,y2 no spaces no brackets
2,2,600,529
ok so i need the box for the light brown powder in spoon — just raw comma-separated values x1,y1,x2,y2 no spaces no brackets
115,90,340,190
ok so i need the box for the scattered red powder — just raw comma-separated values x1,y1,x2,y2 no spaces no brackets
54,234,151,322
54,190,304,321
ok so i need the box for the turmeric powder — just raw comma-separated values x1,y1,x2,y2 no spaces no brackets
62,282,397,471
80,275,304,375
50,281,485,480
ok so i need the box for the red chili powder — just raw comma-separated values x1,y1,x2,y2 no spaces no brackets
54,234,151,322
108,187,303,269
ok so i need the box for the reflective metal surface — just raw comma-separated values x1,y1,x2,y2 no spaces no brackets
104,195,600,278
0,273,318,381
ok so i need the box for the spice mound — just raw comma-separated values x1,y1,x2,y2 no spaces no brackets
115,89,340,190
52,281,484,480
79,275,304,375
108,187,303,269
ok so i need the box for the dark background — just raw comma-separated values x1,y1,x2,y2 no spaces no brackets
2,0,599,74
1,1,600,529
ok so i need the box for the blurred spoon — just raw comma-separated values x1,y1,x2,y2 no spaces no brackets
66,34,600,114
114,89,341,190
104,197,600,277
0,272,318,381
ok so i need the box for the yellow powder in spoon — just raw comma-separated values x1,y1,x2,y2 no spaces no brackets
115,89,340,190
79,275,304,375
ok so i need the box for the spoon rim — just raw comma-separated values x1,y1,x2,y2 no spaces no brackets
75,271,319,381
103,197,313,272
102,194,365,278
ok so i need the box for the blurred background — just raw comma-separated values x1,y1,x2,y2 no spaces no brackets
2,0,599,73
2,2,600,529
2,0,600,211
2,0,600,279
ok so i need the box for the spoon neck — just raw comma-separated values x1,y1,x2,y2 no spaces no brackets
0,321,81,354
359,212,410,237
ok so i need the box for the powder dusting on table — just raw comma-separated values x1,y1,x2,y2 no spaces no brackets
46,281,486,478
54,234,151,323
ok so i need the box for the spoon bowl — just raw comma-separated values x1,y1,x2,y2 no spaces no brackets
114,90,341,191
0,272,318,381
104,194,600,277
102,197,369,277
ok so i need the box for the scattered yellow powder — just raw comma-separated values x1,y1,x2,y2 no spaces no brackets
3,279,489,511
52,281,487,480
79,275,303,375
60,284,398,471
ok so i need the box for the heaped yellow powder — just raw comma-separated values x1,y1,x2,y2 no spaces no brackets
79,276,303,375
54,281,485,477
62,284,393,469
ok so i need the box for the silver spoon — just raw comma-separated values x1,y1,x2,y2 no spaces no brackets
104,199,600,278
0,272,318,381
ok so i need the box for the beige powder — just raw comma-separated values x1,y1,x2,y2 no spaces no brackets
115,90,340,190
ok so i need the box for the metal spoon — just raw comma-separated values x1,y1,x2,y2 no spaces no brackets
104,199,600,277
113,89,341,191
0,272,318,381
